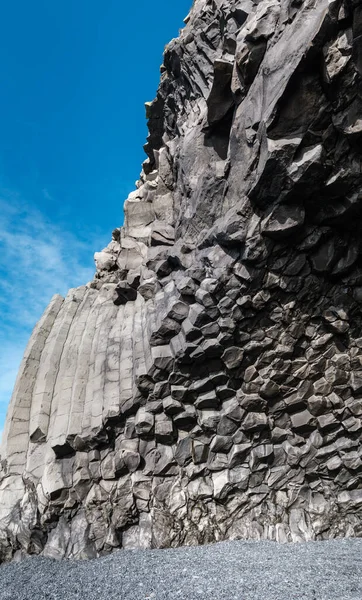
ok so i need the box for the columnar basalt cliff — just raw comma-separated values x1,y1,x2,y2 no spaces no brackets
2,0,362,561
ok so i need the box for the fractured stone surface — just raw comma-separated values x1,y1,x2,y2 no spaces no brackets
2,0,362,561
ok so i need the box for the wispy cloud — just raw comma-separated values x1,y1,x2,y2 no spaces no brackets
0,343,23,436
0,191,107,429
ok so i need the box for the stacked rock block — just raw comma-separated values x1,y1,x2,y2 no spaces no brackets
2,0,362,560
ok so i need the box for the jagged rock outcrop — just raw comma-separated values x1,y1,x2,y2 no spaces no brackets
2,0,362,561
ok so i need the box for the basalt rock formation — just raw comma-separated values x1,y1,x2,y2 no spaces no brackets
2,0,362,561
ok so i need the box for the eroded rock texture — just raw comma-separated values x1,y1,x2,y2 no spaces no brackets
2,0,362,561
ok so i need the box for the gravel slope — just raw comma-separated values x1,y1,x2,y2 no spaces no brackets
0,539,362,600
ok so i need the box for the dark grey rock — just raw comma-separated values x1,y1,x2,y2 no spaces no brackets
4,0,362,562
113,282,138,305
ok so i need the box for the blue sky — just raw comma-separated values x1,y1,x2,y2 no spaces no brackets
0,0,191,434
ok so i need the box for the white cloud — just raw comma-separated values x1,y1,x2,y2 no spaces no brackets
0,193,108,430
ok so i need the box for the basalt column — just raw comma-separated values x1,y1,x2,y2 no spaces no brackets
2,0,362,561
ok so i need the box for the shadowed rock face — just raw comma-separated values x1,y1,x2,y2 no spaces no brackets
2,0,362,561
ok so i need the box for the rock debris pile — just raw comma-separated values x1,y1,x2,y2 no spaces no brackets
2,0,362,560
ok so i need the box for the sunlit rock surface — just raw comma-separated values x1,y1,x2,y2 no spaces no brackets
2,0,362,560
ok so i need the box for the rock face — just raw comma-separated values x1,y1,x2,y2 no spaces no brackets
2,0,362,561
